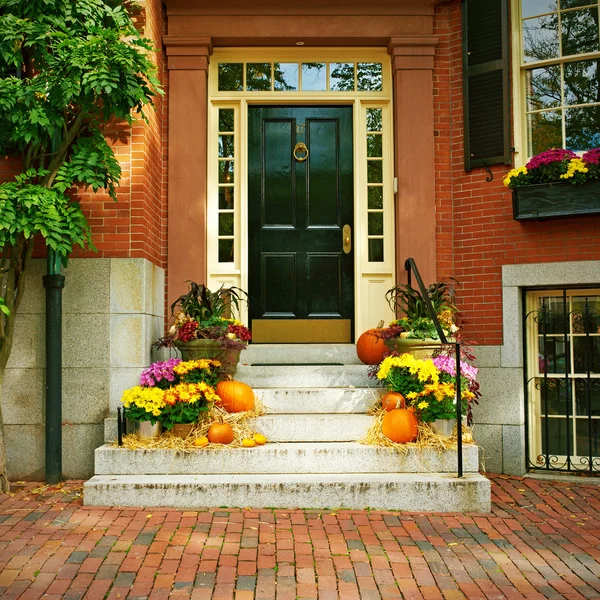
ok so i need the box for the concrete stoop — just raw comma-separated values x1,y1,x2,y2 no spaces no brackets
86,344,491,512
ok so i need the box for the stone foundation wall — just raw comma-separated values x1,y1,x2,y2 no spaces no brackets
2,258,164,480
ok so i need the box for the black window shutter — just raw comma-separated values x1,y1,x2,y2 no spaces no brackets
463,0,511,171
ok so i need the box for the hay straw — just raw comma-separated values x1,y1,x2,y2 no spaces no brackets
115,398,267,451
359,408,475,454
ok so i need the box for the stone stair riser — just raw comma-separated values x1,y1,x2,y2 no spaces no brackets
84,473,491,512
94,443,480,475
251,414,373,442
236,365,373,388
242,344,362,365
255,388,382,414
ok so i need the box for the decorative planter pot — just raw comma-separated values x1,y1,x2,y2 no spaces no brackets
174,339,244,378
138,421,162,439
170,423,195,439
512,180,600,221
384,337,443,359
429,418,455,437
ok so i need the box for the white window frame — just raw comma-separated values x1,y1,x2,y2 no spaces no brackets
511,0,600,166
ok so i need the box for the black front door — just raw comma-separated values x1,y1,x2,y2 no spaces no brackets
248,106,354,343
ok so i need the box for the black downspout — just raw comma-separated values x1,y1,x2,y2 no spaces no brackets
44,262,64,484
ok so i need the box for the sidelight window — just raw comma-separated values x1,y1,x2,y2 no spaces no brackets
217,108,235,263
366,108,384,262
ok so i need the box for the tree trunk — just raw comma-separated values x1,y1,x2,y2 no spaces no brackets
0,369,9,493
0,237,31,494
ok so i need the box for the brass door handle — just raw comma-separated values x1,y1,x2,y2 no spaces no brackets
343,224,351,254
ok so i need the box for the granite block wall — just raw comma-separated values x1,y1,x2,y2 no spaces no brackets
2,258,164,479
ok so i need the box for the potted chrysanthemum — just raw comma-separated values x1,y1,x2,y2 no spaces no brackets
121,357,223,438
505,147,600,221
376,353,477,436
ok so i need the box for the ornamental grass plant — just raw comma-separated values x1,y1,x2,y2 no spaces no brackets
504,147,600,189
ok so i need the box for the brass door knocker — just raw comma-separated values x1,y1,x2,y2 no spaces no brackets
293,142,308,162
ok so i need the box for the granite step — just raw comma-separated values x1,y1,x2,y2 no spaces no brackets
93,442,480,475
83,472,491,512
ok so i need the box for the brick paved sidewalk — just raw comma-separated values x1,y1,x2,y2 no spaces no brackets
1,475,600,599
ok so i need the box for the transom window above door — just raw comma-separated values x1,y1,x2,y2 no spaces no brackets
217,61,383,93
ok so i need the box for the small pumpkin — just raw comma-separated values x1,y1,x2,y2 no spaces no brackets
193,435,209,448
356,328,387,365
242,438,256,447
381,392,406,412
207,421,234,445
253,433,267,445
216,380,255,413
381,408,419,444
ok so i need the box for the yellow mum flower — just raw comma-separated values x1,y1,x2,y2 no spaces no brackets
406,392,419,400
503,166,527,187
417,401,429,410
174,359,219,376
121,386,166,415
560,158,588,179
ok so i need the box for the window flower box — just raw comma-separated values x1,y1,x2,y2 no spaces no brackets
505,148,600,222
512,179,600,221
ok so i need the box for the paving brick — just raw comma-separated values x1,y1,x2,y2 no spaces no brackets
2,476,600,599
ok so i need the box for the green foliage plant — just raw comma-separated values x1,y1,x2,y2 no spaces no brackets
171,281,247,323
0,0,162,492
385,278,459,340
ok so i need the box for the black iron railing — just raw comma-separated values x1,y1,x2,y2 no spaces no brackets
525,288,600,473
405,258,463,478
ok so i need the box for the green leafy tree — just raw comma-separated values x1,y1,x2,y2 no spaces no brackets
0,0,161,492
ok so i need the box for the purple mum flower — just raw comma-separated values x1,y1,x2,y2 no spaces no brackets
582,148,600,165
140,358,182,388
433,355,478,382
526,148,577,170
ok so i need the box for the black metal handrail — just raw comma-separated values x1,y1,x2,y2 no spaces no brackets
404,258,448,344
404,258,463,478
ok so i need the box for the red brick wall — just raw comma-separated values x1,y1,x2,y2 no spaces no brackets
433,0,600,346
77,0,167,267
1,2,167,269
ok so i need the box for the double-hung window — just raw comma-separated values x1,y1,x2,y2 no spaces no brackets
519,0,600,155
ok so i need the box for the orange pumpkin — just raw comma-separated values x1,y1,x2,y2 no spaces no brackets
207,422,234,444
216,381,255,413
381,392,406,412
356,329,387,365
381,408,419,444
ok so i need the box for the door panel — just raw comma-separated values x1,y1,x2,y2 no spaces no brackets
263,120,295,227
261,254,296,317
307,253,342,316
249,106,353,343
307,119,339,227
